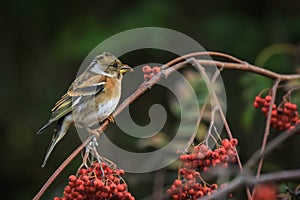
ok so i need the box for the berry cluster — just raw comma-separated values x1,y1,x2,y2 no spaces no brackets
254,95,300,131
179,138,238,171
142,65,161,81
54,162,135,200
167,138,238,199
167,169,218,200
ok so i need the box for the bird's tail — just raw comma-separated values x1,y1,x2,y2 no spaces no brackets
36,121,53,134
41,116,72,167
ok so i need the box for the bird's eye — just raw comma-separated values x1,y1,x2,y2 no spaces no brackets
112,62,118,68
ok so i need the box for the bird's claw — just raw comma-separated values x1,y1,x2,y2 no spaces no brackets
107,115,115,124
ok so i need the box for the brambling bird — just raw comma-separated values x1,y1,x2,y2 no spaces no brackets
37,52,133,167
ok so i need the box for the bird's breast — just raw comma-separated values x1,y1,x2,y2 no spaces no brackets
72,80,122,127
96,96,120,121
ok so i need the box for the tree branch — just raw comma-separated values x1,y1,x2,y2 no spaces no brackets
199,169,300,200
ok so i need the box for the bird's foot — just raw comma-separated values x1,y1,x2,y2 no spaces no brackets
107,115,115,124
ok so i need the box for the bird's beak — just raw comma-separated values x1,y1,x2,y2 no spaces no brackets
119,65,133,74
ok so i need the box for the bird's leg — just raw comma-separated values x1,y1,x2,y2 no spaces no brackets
75,122,100,137
76,147,90,176
88,136,106,176
86,127,100,138
82,146,90,168
79,135,118,177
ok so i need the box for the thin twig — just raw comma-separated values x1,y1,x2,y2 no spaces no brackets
256,79,281,178
183,98,208,153
244,124,300,169
163,51,245,68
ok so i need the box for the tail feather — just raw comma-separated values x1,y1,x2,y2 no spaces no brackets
41,121,65,167
41,136,60,167
41,115,73,167
36,121,53,134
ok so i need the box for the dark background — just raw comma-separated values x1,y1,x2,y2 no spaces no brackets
1,0,300,199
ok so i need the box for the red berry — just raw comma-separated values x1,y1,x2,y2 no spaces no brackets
71,191,79,198
203,166,210,172
254,101,260,108
186,173,194,180
117,192,124,198
212,151,219,159
220,155,229,162
211,183,218,190
212,159,221,166
265,95,272,102
117,184,125,191
290,103,297,110
143,74,153,81
172,194,179,200
205,149,213,157
76,179,83,186
101,192,109,198
204,159,211,166
271,110,277,117
94,179,104,188
255,96,262,102
78,168,86,175
222,140,232,149
270,117,277,124
142,65,152,74
179,193,186,198
202,186,211,194
219,147,227,155
195,191,204,198
152,66,161,74
288,125,295,131
230,138,238,146
69,175,76,182
64,186,72,193
174,180,182,187
261,107,268,113
167,189,173,196
284,102,291,108
76,184,85,192
188,188,195,195
230,156,237,163
117,169,125,175
285,123,291,129
227,149,236,157
109,183,116,190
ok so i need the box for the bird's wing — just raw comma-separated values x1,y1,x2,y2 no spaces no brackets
49,75,107,122
67,74,107,96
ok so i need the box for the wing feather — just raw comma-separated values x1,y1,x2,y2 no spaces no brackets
49,75,107,122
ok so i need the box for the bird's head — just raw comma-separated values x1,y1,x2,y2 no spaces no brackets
89,52,133,78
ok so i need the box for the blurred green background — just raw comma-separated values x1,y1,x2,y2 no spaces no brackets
1,0,300,199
